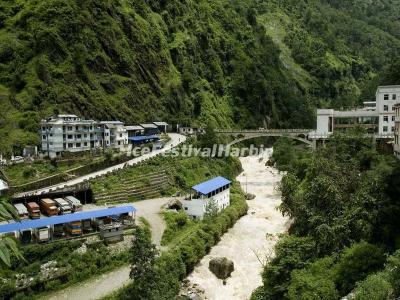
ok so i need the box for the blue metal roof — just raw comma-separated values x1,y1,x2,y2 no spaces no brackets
0,206,136,234
192,176,231,195
128,135,160,142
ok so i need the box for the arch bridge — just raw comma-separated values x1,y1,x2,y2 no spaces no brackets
215,129,315,147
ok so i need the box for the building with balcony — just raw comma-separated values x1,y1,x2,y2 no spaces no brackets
99,121,128,150
180,176,231,220
41,115,127,157
312,86,400,138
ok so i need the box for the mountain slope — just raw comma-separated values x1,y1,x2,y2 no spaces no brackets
257,0,400,108
0,0,400,155
0,0,312,155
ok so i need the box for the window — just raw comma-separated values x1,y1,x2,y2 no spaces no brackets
392,127,395,132
384,105,389,111
393,94,397,100
63,126,66,131
392,116,395,122
384,116,389,122
84,142,87,146
383,126,388,132
67,126,73,131
68,135,73,139
119,133,122,137
84,134,87,138
184,207,188,211
384,94,389,100
118,141,121,145
393,106,396,111
68,143,73,148
49,142,53,145
76,143,81,147
75,126,79,130
42,135,46,140
76,134,81,139
49,133,53,137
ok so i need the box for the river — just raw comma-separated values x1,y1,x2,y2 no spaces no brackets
182,149,290,299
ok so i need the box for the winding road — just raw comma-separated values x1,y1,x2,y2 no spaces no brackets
16,133,186,198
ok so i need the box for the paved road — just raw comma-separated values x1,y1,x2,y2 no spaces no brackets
16,133,186,198
44,196,174,300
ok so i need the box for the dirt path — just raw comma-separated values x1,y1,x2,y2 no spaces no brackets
182,149,290,299
43,197,172,300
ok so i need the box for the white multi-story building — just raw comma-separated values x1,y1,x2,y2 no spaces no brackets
313,86,400,138
99,121,128,150
41,115,128,157
180,176,231,220
394,103,400,158
376,86,400,135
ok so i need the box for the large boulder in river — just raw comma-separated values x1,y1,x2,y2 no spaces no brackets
209,257,234,279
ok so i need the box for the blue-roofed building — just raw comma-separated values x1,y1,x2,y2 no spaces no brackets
180,176,231,220
0,206,136,243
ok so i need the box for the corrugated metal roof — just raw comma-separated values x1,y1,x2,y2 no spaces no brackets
125,126,144,131
140,123,158,129
153,122,169,126
0,206,136,234
192,176,231,195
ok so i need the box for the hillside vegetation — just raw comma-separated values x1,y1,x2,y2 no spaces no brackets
1,0,400,155
0,0,312,155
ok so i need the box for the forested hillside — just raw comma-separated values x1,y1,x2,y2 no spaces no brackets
252,133,400,299
1,0,400,155
0,0,312,155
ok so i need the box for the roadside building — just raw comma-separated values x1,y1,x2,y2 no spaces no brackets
179,127,195,135
41,114,102,157
140,123,160,135
125,125,144,137
180,176,231,220
311,85,400,138
99,121,128,150
153,122,169,134
40,115,129,157
394,103,400,158
179,127,205,135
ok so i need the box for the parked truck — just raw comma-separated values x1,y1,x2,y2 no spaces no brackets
54,198,72,214
39,198,59,216
13,203,29,220
64,196,82,212
53,224,65,238
35,226,50,243
26,202,41,219
66,221,82,236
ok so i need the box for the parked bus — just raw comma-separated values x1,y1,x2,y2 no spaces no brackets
35,226,50,243
13,203,29,220
54,198,72,214
19,229,32,244
53,224,65,238
39,198,59,216
66,221,82,236
26,202,41,219
64,196,82,212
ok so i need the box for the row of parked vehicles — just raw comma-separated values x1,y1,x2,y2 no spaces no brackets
13,196,83,220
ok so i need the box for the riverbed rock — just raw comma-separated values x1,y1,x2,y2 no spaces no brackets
245,193,256,200
209,257,234,279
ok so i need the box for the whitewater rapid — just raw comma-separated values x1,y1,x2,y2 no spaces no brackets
183,149,290,299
